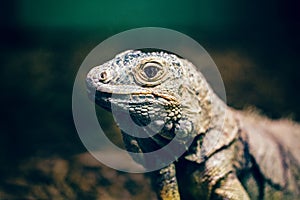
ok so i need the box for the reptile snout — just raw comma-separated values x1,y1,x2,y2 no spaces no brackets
94,69,112,84
95,69,113,84
86,66,114,89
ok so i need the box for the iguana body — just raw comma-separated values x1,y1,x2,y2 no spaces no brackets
86,50,300,199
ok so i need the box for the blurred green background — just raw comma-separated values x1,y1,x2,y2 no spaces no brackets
0,0,299,199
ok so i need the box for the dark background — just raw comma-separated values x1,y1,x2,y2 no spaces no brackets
0,0,299,199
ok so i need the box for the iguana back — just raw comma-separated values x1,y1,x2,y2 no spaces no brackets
237,111,300,199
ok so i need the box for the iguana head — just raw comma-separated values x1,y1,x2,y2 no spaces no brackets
86,50,217,142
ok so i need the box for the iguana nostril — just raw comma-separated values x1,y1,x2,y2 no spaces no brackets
98,71,110,83
100,71,107,79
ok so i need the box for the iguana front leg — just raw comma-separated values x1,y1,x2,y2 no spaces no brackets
122,132,180,199
213,173,250,200
153,163,181,200
192,145,250,200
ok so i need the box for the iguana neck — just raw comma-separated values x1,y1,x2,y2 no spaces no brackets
178,68,239,163
179,68,227,137
183,88,239,163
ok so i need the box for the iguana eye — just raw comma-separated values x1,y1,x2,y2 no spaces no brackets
134,61,168,86
142,62,162,79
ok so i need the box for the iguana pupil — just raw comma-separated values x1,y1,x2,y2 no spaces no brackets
142,62,162,79
144,65,159,78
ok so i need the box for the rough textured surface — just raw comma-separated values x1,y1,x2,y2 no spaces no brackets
86,50,300,199
0,153,157,200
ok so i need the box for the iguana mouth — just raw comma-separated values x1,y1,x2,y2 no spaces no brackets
86,73,178,101
87,78,178,106
87,87,163,127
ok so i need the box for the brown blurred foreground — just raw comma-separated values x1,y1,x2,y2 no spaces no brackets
0,153,157,200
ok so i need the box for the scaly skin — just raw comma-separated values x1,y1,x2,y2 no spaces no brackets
86,50,300,199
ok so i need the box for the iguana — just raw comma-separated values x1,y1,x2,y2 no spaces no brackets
86,50,300,200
